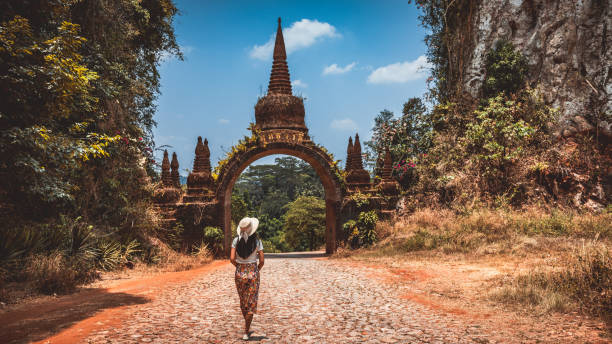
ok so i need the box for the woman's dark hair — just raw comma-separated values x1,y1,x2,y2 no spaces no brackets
236,233,259,259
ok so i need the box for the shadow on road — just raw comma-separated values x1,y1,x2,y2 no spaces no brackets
247,334,268,341
265,251,327,259
0,289,150,344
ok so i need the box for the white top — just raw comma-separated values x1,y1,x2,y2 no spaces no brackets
232,237,263,264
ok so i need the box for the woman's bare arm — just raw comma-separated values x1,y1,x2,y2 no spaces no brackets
257,250,264,270
230,247,237,266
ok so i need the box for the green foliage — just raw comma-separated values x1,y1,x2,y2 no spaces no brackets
167,223,185,251
402,229,443,251
0,215,144,293
344,210,379,248
463,90,554,188
282,196,326,251
0,0,181,276
258,215,287,252
231,193,250,226
483,41,528,98
364,98,432,188
363,32,558,204
202,226,223,255
232,156,325,252
0,16,119,214
231,157,326,252
357,211,378,247
94,240,123,271
349,192,370,209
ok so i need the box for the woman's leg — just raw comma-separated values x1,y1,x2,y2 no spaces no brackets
245,313,253,333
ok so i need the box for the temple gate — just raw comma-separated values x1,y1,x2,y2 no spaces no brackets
155,18,399,256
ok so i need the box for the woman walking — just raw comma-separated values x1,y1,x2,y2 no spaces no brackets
230,217,264,341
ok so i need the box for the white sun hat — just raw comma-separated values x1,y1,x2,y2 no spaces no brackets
236,217,259,237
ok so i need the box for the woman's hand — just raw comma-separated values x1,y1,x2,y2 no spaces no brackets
230,247,237,267
257,250,264,270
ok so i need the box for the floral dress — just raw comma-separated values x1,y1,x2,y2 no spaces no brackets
232,237,263,318
235,262,260,317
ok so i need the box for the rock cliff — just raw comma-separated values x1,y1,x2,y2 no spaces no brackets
459,0,610,138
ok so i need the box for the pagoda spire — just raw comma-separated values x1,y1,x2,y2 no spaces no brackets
352,133,364,170
267,17,292,95
192,136,211,173
171,152,180,188
161,150,172,187
346,136,354,171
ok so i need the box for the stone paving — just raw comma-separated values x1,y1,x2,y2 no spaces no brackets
84,255,500,343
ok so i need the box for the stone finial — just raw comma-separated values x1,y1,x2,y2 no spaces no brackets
351,133,364,170
378,146,399,195
346,133,371,188
268,17,292,95
346,136,354,171
161,150,172,187
154,149,181,205
193,136,211,173
171,152,180,188
186,136,215,202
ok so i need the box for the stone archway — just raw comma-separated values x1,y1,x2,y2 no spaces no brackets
155,18,397,257
215,142,343,255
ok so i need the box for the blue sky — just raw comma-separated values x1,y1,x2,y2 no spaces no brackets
154,0,429,174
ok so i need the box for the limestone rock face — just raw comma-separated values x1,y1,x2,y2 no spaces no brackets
462,0,610,129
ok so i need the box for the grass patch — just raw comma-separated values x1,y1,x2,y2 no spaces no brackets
374,207,611,256
490,240,611,318
361,207,611,319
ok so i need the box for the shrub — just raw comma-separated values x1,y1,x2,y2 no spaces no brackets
202,226,224,255
343,211,379,248
402,229,442,251
483,41,528,98
357,211,378,246
462,90,554,190
24,252,97,294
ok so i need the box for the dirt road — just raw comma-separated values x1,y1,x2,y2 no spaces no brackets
1,253,609,343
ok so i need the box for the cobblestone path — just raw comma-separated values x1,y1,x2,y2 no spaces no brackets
83,255,500,343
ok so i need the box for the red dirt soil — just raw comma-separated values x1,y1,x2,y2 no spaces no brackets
0,260,227,344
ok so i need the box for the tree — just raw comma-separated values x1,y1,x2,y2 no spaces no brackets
282,196,325,251
231,193,250,227
0,0,181,270
364,98,432,188
231,156,325,252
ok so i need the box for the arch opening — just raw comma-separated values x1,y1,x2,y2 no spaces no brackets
216,146,342,255
231,155,325,252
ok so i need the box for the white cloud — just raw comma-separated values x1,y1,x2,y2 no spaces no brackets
367,55,432,84
249,19,340,60
322,62,357,75
218,118,230,124
292,79,308,88
330,118,358,131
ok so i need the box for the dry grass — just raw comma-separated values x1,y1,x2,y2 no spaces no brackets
144,237,213,272
22,252,98,294
356,207,612,319
373,207,611,256
489,240,611,318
